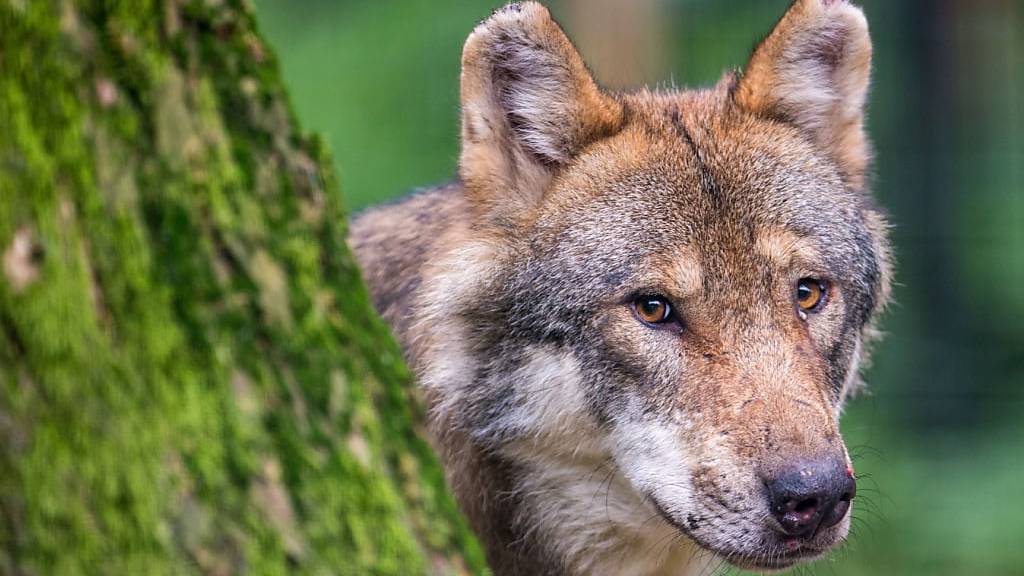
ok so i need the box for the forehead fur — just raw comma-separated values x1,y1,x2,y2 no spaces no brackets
532,87,877,278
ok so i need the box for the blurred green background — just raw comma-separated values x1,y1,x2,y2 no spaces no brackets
254,1,1024,573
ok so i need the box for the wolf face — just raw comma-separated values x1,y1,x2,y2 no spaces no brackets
351,1,891,574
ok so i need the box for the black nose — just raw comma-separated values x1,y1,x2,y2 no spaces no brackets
765,457,856,538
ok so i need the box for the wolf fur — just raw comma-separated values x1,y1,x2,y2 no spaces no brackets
349,1,891,574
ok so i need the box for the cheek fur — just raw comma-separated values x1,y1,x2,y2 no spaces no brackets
610,416,696,513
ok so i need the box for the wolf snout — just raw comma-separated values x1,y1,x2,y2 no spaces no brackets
764,457,856,539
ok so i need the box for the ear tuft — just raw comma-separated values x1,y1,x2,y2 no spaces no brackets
735,0,872,189
459,2,623,221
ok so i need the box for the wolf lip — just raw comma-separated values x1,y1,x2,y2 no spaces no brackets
726,541,824,570
649,496,835,570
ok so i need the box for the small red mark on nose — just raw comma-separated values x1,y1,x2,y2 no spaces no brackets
846,466,855,478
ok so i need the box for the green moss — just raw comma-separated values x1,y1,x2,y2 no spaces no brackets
0,0,486,573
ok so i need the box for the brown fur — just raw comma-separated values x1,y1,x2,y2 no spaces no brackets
350,2,891,574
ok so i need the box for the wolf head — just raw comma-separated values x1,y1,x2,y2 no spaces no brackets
417,1,891,572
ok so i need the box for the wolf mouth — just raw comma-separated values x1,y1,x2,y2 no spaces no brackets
728,549,826,572
648,496,828,570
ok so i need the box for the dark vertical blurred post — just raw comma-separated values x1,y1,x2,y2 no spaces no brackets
903,0,974,426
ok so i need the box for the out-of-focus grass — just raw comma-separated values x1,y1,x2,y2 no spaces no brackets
254,1,1024,573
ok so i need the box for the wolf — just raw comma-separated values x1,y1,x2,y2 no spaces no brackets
350,1,892,574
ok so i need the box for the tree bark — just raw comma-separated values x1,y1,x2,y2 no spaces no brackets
0,1,484,574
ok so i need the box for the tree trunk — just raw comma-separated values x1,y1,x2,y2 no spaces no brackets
0,1,484,574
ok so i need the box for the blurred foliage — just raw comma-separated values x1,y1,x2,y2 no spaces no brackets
254,0,1024,574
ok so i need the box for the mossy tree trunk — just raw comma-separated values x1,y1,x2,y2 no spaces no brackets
0,1,484,574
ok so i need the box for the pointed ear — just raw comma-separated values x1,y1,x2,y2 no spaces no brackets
735,0,873,189
459,2,624,223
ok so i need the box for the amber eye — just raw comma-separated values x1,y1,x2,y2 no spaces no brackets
634,296,673,325
796,278,827,313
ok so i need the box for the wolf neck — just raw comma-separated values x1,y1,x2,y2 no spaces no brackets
349,186,712,575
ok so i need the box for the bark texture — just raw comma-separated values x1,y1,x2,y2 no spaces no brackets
0,1,485,574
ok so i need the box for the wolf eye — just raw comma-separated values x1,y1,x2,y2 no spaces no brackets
633,296,673,325
796,278,827,314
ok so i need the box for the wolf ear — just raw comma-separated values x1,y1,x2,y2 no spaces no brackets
735,0,873,189
459,2,623,223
